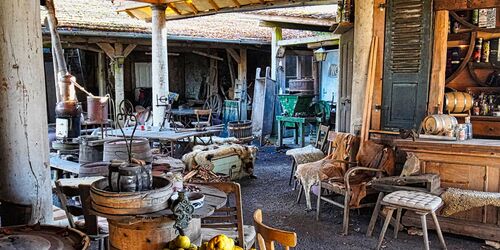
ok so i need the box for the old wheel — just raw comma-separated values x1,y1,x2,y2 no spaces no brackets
203,94,222,117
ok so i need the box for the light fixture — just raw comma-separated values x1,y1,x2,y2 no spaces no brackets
314,47,327,62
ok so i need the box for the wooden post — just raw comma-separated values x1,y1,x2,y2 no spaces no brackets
370,0,386,130
0,0,52,225
97,52,106,96
428,10,449,115
114,57,125,107
237,48,248,120
151,4,169,126
271,27,282,81
350,0,374,134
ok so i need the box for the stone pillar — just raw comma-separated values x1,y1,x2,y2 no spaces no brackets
151,5,169,126
0,0,52,225
350,0,374,134
114,57,125,107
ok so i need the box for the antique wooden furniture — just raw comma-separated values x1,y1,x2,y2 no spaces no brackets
376,191,447,250
55,177,108,249
286,124,330,185
192,109,212,128
253,209,297,250
395,139,500,241
201,182,255,249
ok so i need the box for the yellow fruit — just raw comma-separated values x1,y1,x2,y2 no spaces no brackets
188,243,198,250
232,246,244,250
207,235,234,250
175,235,191,249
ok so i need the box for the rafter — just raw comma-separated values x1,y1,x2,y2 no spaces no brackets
168,3,181,15
231,0,241,8
207,0,220,11
185,1,199,14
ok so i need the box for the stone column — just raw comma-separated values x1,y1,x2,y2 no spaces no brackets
151,5,169,126
0,0,52,225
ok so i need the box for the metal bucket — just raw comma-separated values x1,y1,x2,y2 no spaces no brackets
79,135,103,165
87,96,109,124
79,161,109,177
103,138,153,162
228,120,253,143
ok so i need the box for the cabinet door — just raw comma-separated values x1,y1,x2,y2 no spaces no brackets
382,0,433,130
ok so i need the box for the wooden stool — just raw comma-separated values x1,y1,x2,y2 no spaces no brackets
376,191,447,250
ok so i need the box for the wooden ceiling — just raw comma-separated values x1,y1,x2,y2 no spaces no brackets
117,0,337,21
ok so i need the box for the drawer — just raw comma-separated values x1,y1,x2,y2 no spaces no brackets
472,120,500,138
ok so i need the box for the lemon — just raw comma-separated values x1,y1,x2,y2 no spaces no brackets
188,243,198,250
207,234,235,250
233,246,244,250
175,235,191,249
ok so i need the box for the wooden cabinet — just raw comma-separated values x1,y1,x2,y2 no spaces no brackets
395,139,500,241
471,116,500,137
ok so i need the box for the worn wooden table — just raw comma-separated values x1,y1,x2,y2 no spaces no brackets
276,116,321,147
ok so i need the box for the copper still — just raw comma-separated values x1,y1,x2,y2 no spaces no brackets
87,96,109,124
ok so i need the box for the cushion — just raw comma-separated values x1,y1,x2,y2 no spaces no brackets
286,145,325,165
201,225,256,249
383,191,443,211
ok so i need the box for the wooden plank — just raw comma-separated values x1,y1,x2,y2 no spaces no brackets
50,156,80,175
226,48,240,64
96,42,116,59
123,44,137,58
207,0,220,11
168,3,182,15
428,10,449,115
370,0,386,130
271,26,282,80
434,0,500,10
114,43,123,57
226,51,236,88
277,34,339,47
186,1,199,14
192,50,223,61
231,0,241,8
259,20,331,32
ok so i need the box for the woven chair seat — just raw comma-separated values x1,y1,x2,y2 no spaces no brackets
382,191,442,212
286,145,325,165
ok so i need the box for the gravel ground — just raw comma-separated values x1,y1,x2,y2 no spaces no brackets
239,146,487,250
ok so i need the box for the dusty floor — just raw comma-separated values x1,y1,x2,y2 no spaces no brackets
239,146,487,250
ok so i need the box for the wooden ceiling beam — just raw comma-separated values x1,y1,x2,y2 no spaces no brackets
434,0,500,10
185,1,199,14
207,0,220,11
231,0,241,7
168,3,181,15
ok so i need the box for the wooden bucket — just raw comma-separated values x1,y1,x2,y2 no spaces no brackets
90,176,173,215
444,92,473,113
103,138,152,162
79,161,109,177
422,114,458,135
79,135,103,165
228,120,253,143
108,218,201,250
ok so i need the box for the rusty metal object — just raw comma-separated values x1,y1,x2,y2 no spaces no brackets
87,96,109,124
170,191,195,234
0,224,90,249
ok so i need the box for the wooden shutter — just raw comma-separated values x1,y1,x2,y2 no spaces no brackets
382,0,433,130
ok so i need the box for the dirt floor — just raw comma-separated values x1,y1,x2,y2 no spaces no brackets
239,146,487,250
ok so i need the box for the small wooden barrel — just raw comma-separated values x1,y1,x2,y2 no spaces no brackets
79,161,110,177
79,135,103,165
228,120,253,143
422,114,458,135
90,176,173,215
0,224,90,249
103,138,152,162
444,92,473,113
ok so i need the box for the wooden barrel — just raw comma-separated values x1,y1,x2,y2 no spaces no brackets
0,224,90,249
79,161,109,177
103,138,152,162
108,218,201,250
90,176,173,215
228,120,253,143
444,92,473,113
422,114,458,135
79,135,103,165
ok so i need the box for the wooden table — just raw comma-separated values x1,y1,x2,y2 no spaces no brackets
108,126,217,156
50,155,80,178
276,116,321,147
395,138,500,241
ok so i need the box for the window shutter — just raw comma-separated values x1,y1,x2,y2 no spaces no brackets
382,0,433,130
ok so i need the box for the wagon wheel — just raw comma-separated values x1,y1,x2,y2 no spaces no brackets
203,94,223,117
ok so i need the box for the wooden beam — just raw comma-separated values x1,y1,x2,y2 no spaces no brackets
96,42,116,59
231,0,241,7
428,10,449,114
123,44,137,58
192,50,223,61
370,0,386,130
434,0,500,10
226,48,240,63
185,1,199,14
260,20,331,32
168,3,181,15
307,40,340,49
271,27,282,80
277,35,339,47
114,43,123,57
207,0,220,11
97,52,106,96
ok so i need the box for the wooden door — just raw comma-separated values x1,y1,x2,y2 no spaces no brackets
382,0,433,130
338,29,354,132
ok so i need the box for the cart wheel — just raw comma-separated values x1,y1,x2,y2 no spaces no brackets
204,94,223,117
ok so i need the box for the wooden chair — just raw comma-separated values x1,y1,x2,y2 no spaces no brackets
55,177,108,249
192,109,212,128
315,137,393,235
253,209,297,250
201,182,255,249
286,124,330,186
